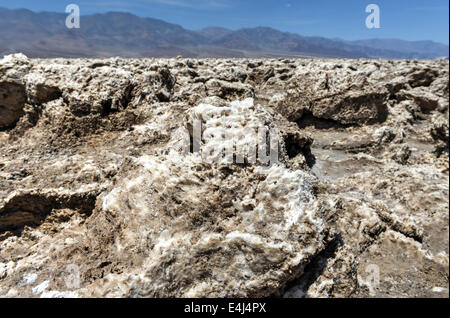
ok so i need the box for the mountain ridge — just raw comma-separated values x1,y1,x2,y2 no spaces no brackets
0,7,448,59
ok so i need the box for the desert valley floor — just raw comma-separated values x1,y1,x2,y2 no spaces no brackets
0,54,448,297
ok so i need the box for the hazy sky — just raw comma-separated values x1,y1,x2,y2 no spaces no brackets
1,0,448,44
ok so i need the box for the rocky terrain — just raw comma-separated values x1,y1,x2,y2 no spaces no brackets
0,53,448,298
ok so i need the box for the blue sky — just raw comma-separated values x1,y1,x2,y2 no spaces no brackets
1,0,448,44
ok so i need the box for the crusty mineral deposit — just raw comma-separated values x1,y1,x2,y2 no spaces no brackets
0,54,448,298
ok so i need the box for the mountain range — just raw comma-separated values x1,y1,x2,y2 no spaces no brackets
0,7,448,59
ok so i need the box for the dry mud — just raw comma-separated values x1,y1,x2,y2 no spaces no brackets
0,54,448,298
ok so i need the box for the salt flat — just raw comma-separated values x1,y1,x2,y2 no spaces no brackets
0,54,448,297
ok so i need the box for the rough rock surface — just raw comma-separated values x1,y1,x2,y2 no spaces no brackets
0,54,448,298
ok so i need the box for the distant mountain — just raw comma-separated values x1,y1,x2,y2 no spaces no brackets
348,39,450,59
0,8,207,58
196,27,233,41
204,27,403,58
0,7,448,59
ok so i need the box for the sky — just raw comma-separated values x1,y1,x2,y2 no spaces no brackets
1,0,449,44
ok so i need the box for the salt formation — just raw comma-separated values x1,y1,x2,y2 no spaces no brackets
0,54,448,297
77,150,326,297
71,98,327,297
